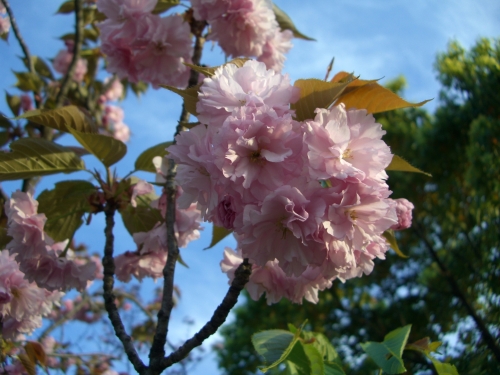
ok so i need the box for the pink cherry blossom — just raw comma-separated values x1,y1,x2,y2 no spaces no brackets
97,0,157,20
391,198,414,230
0,4,11,35
257,29,293,72
190,0,229,21
52,41,88,83
130,180,154,207
100,77,124,102
102,105,131,142
196,60,299,127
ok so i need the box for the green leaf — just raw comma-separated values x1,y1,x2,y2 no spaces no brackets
291,78,352,121
302,344,324,375
135,142,172,173
273,4,315,41
22,56,54,79
283,342,312,375
405,338,458,375
301,332,338,362
387,155,432,176
0,132,10,147
204,225,232,250
360,325,412,374
324,362,346,375
161,84,201,115
56,0,74,14
383,229,408,258
152,0,180,14
0,138,85,181
184,58,250,79
13,72,44,92
129,81,149,97
37,180,96,241
177,253,189,268
1,31,8,42
252,329,299,373
69,129,127,167
6,92,21,117
430,358,459,375
18,106,99,134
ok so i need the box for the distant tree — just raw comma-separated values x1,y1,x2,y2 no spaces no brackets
216,38,500,375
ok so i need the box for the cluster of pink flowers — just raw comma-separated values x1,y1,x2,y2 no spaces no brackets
5,191,98,292
114,179,202,282
168,60,414,304
100,78,131,142
52,40,88,83
97,0,193,88
0,250,63,340
0,4,10,36
191,0,293,72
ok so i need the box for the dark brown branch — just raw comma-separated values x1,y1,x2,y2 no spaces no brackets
55,0,84,107
413,221,500,363
160,259,252,370
0,0,34,73
148,19,206,373
102,204,146,374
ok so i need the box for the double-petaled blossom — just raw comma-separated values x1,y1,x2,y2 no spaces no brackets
97,0,192,88
5,191,97,292
169,60,414,304
52,40,88,83
0,250,63,340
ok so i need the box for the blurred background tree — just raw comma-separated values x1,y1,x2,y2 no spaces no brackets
215,38,500,375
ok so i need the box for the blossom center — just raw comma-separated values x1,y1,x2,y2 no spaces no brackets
342,148,353,160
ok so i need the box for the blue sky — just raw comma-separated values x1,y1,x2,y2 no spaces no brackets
0,0,499,374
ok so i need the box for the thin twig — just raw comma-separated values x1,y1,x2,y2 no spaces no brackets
413,221,500,362
102,203,146,374
160,259,252,370
148,19,206,373
55,0,84,107
0,0,34,73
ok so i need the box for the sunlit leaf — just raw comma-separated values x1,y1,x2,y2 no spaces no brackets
18,105,98,134
184,58,250,78
301,331,339,362
37,180,95,242
273,4,315,41
69,129,127,167
387,155,432,176
324,362,346,375
430,358,459,375
152,0,180,14
252,329,299,372
6,92,21,117
360,325,411,374
13,72,44,92
383,229,408,258
161,84,201,115
291,78,352,121
135,141,172,173
24,341,47,367
204,225,232,250
336,80,432,114
302,344,324,375
0,138,85,181
405,338,457,375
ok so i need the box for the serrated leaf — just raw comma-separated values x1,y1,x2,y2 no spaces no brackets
37,180,96,242
152,0,180,14
13,71,44,92
302,344,324,375
335,80,431,114
161,84,201,115
360,325,411,374
6,92,21,117
0,138,85,181
19,105,98,134
135,142,172,173
25,341,47,367
69,129,127,167
324,362,346,375
387,155,432,176
252,329,299,373
383,229,408,258
56,0,74,14
204,225,232,250
291,78,352,121
273,4,315,41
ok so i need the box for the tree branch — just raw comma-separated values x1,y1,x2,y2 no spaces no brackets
413,221,500,363
160,259,252,370
0,0,34,73
148,19,207,373
102,203,146,374
55,0,84,107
